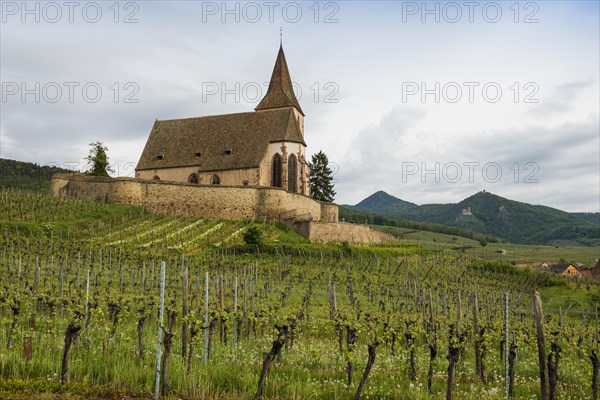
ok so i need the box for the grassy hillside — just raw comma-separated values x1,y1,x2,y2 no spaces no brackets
4,155,597,247
0,158,73,190
376,225,599,266
0,189,419,257
0,189,258,253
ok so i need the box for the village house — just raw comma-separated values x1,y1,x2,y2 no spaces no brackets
548,263,583,278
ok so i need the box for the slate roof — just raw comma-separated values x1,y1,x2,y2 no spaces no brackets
548,264,579,274
136,107,305,171
548,264,569,273
255,45,304,116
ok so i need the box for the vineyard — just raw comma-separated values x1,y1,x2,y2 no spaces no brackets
1,189,600,399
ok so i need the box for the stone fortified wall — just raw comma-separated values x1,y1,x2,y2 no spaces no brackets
51,174,394,244
52,173,327,221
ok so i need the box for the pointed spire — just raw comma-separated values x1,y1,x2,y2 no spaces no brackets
255,44,304,116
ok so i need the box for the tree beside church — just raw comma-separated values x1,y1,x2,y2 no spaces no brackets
309,151,336,203
86,141,112,177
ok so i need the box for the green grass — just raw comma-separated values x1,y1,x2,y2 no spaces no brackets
0,313,595,400
378,225,481,246
377,224,600,265
269,223,310,244
539,283,600,314
481,242,600,264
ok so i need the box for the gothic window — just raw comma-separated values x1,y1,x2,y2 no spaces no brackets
188,173,199,184
271,153,282,188
288,154,297,193
211,175,220,185
153,175,160,181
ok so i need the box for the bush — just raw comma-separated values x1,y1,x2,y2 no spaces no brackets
243,226,263,246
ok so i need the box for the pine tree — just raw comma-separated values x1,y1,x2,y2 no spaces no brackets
309,151,336,202
85,141,113,177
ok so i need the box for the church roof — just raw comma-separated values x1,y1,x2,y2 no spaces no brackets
136,107,305,171
255,45,304,116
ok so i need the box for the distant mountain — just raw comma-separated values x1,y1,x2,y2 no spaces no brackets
352,191,418,215
349,190,600,246
0,158,74,190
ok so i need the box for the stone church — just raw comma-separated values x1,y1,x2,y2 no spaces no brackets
52,43,397,244
135,45,310,196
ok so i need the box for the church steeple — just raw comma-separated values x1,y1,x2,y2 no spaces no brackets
255,45,304,116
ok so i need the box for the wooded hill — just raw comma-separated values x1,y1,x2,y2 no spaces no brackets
346,191,600,246
0,158,74,190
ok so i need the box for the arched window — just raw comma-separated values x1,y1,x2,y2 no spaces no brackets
211,175,220,185
188,173,199,184
271,154,282,187
153,175,160,181
288,154,297,193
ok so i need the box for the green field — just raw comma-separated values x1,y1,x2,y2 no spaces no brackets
377,225,600,266
1,189,600,400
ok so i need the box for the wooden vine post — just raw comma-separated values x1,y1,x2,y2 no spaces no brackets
534,291,549,400
203,271,209,365
154,261,166,400
181,263,189,359
504,292,510,397
473,292,481,380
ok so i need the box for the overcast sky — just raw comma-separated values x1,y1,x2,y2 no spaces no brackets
1,1,598,211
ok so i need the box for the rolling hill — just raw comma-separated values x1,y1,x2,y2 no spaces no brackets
347,191,600,246
0,158,74,190
353,190,418,214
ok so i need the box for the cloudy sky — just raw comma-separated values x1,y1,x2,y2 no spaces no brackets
1,1,598,211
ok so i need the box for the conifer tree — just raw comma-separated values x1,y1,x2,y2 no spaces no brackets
85,141,113,177
309,150,336,202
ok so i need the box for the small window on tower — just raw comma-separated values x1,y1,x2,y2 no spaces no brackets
225,149,232,155
195,151,202,157
157,154,164,160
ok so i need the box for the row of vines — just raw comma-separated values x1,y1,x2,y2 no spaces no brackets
1,189,599,399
